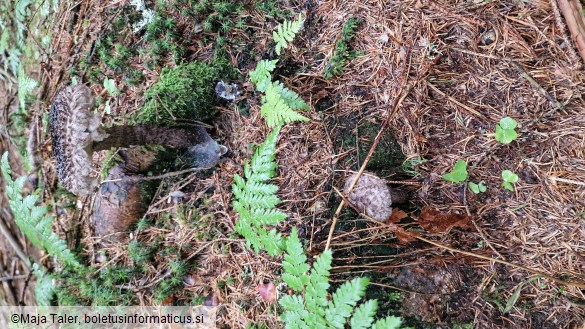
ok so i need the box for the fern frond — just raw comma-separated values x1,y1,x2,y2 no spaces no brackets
2,152,82,270
371,316,402,329
252,208,287,225
261,83,309,128
261,228,285,256
273,14,303,55
269,81,310,110
17,66,38,110
350,299,378,329
33,263,55,306
305,249,332,312
281,228,310,291
232,128,287,256
325,277,370,328
249,59,278,92
280,294,310,329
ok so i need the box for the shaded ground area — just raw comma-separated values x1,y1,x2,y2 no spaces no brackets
1,0,584,328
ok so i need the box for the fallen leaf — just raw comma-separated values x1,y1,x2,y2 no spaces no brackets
204,293,219,306
418,206,473,233
395,227,418,244
256,282,277,302
387,208,408,224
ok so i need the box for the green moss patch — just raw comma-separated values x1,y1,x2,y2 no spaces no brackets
135,58,235,125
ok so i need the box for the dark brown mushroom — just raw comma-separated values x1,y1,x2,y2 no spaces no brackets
50,84,225,195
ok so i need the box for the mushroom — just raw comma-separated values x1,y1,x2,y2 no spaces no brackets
344,172,392,222
50,84,226,196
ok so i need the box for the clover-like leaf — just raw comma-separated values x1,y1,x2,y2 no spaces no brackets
499,117,517,130
501,170,519,191
495,117,518,144
442,160,468,183
468,181,487,194
103,77,119,96
502,181,514,191
501,170,519,183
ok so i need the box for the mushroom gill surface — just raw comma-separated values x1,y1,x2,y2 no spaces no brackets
50,84,106,195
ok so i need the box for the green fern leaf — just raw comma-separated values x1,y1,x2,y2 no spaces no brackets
270,81,310,110
325,277,370,328
250,59,278,92
273,14,303,55
232,128,287,255
17,67,38,110
350,299,378,329
33,264,55,306
372,316,402,329
262,83,309,128
261,229,285,256
281,228,310,291
2,152,82,270
252,208,287,225
305,249,332,312
244,181,279,195
280,294,310,329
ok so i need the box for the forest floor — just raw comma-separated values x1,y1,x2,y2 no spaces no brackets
1,0,584,328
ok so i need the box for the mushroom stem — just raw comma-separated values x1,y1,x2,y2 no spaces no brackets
93,125,212,151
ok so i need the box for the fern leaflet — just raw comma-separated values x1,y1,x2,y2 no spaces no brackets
279,229,403,328
350,299,378,329
1,152,82,270
249,59,277,92
325,277,370,328
269,81,310,111
17,66,38,110
273,14,303,55
261,83,309,128
372,316,402,329
232,128,287,256
33,263,55,306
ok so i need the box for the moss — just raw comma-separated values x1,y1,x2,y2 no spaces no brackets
135,58,235,125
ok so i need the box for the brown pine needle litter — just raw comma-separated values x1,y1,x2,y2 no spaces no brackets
14,0,583,328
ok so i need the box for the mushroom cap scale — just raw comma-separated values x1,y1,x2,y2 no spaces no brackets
344,172,392,222
50,85,107,196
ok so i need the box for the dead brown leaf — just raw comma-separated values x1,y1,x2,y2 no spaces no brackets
418,206,473,233
395,227,418,244
256,282,277,302
387,208,408,224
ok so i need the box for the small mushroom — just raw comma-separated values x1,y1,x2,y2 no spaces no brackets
50,84,225,195
344,172,392,222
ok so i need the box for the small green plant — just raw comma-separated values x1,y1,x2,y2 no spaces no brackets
324,18,361,79
402,158,427,177
136,59,234,125
280,228,402,329
2,152,82,270
232,128,287,256
501,170,519,191
468,181,487,194
495,117,518,144
273,13,303,55
442,160,468,183
103,77,119,96
17,66,39,111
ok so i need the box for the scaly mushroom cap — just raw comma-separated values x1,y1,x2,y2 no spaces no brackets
50,85,107,195
344,172,392,222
